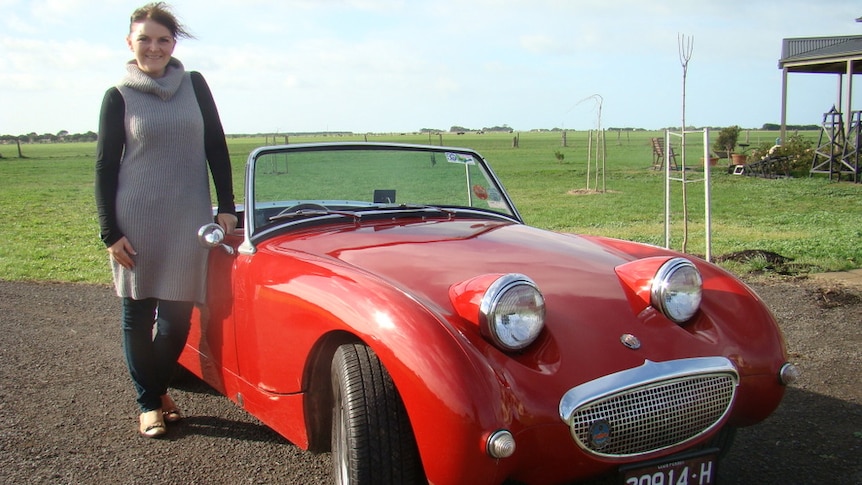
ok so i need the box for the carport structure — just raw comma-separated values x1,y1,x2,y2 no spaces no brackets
779,28,862,180
778,32,862,141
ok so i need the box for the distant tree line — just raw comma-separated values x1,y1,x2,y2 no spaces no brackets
446,125,515,134
1,131,98,144
760,123,820,131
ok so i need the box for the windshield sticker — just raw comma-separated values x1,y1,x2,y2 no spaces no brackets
445,152,476,165
472,185,489,200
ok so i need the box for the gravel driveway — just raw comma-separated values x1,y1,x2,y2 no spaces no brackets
1,277,860,484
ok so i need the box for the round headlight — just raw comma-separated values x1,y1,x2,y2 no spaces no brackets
479,274,545,351
650,258,702,323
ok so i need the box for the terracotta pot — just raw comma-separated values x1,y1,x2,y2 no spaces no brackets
731,153,747,165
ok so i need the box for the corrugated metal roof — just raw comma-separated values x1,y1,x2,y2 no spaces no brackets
779,35,862,73
782,36,862,59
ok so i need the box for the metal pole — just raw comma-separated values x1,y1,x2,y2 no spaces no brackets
704,128,712,262
845,61,853,137
664,129,671,249
780,69,788,144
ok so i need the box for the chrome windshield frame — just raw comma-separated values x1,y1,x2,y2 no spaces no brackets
239,142,523,254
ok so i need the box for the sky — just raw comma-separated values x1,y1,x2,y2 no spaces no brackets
1,0,861,136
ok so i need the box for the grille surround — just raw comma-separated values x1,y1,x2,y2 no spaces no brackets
559,357,738,458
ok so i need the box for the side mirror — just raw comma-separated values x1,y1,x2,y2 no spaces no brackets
198,223,235,255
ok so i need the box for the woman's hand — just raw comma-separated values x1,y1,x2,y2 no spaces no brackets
107,237,137,269
216,213,238,233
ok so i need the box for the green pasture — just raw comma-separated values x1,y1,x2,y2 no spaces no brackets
1,129,860,285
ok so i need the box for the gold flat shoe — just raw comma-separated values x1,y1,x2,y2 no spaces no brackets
139,409,166,438
160,394,182,423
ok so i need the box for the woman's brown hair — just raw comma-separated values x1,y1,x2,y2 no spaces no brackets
129,2,194,39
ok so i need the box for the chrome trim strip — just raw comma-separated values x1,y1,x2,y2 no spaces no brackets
559,356,738,422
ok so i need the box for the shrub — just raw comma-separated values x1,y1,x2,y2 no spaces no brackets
749,132,814,176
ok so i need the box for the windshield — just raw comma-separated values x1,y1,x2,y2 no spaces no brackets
247,143,519,238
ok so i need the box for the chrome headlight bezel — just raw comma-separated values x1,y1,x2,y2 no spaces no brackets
479,274,545,351
650,257,703,323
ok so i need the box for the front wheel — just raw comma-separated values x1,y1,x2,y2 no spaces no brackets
330,343,424,485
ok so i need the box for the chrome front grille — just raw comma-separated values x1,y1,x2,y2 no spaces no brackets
559,357,738,458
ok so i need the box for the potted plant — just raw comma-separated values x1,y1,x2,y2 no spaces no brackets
699,155,720,166
713,125,743,163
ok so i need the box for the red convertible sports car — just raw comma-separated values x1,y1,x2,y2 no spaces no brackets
182,142,797,485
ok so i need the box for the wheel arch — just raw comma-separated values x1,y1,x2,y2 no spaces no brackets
303,330,361,452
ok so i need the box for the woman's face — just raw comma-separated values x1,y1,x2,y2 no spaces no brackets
127,19,175,78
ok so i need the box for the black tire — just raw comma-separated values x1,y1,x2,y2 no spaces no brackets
709,426,737,483
330,343,424,485
709,425,737,460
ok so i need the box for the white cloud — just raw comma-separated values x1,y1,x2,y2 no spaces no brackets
1,0,861,134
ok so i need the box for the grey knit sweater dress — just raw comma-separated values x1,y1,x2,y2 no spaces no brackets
95,58,235,303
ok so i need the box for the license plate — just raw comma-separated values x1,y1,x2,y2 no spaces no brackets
620,449,718,485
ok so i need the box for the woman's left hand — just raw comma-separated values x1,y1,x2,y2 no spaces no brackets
216,213,238,233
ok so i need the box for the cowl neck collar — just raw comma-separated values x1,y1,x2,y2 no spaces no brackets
120,57,186,101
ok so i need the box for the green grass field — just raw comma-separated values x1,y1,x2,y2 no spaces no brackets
2,129,860,285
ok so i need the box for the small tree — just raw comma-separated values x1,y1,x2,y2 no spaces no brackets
713,125,740,156
554,150,565,163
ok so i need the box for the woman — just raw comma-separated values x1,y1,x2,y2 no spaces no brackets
94,2,237,438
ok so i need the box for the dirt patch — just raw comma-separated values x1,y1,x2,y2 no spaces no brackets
566,188,620,195
715,249,792,265
810,285,862,308
714,249,816,276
